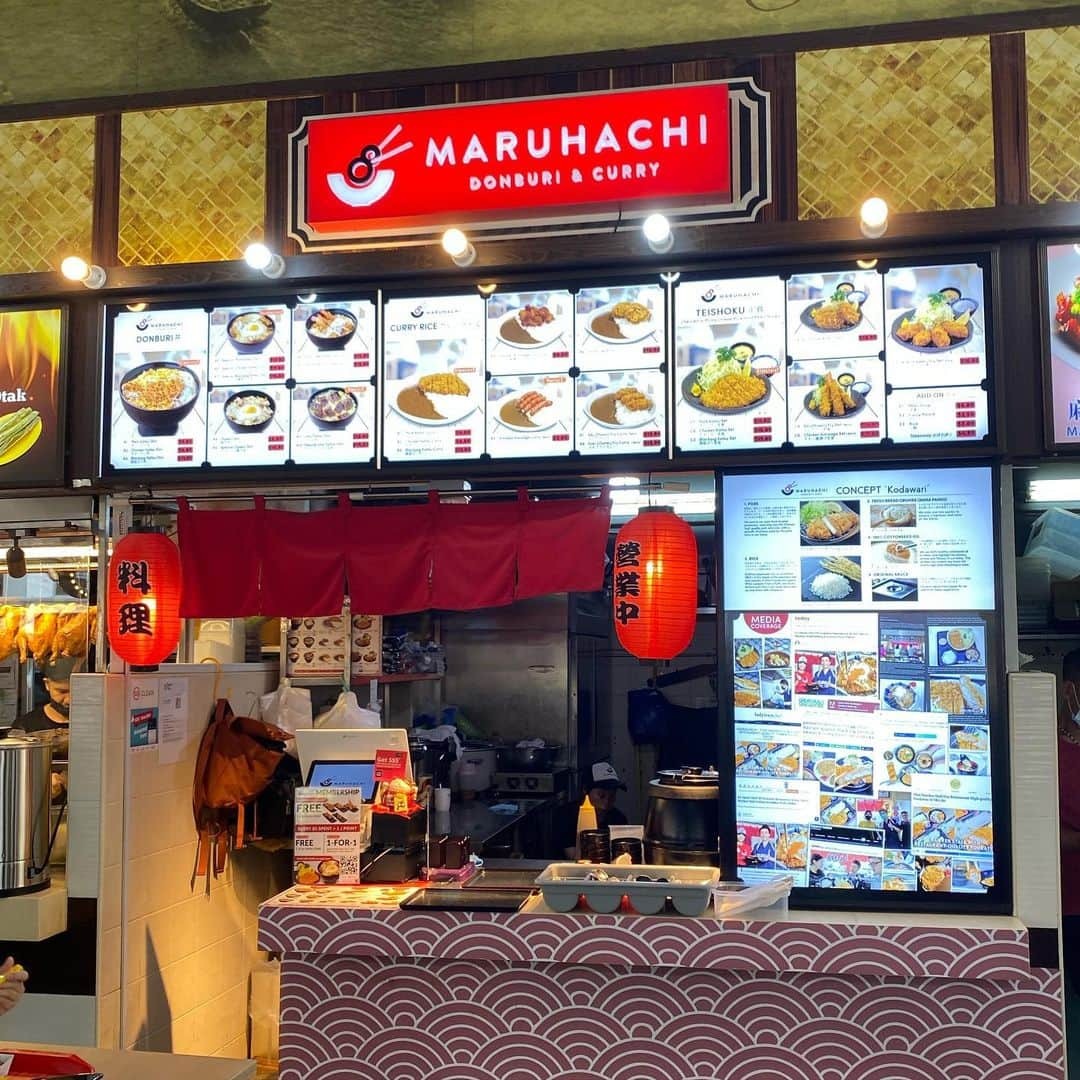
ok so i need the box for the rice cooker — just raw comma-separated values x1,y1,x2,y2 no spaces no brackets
452,742,497,794
643,766,720,867
0,733,52,895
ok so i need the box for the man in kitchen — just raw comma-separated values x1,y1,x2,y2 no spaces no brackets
558,761,629,859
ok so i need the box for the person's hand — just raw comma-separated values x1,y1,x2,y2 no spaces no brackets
0,957,27,1017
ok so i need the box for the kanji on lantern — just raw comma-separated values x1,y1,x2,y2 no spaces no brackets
612,507,697,661
107,532,182,668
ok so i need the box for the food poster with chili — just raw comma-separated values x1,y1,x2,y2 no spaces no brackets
110,308,208,469
486,288,573,459
382,293,486,462
673,275,786,452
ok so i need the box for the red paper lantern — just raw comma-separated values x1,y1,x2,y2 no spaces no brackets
106,531,183,669
613,507,698,661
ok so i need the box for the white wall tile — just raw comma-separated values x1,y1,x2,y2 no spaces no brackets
98,925,121,996
97,989,120,1050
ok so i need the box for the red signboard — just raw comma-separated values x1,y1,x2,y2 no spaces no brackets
290,79,770,249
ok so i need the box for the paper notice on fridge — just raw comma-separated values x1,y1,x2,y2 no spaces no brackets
157,676,189,764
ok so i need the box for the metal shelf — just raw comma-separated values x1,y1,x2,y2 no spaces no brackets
352,673,444,685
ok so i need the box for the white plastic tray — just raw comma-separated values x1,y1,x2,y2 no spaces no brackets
535,862,720,916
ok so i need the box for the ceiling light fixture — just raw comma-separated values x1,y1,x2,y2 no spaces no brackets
643,213,674,254
6,537,25,579
477,283,498,296
856,258,879,270
244,242,286,279
60,256,107,289
859,198,889,239
125,301,149,313
442,228,476,267
297,292,318,304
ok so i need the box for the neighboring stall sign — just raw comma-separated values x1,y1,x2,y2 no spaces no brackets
723,465,1000,903
289,79,771,248
1043,241,1080,446
0,307,66,487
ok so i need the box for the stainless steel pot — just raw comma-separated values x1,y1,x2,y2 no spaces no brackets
0,733,52,895
496,743,562,772
643,766,720,867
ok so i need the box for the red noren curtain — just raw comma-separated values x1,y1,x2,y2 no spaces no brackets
177,491,611,617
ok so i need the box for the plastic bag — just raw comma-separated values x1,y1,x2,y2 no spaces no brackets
713,875,793,917
260,679,313,735
250,958,281,1068
314,690,380,729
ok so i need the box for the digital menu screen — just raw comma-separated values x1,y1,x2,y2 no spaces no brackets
382,293,486,462
107,300,377,471
674,259,990,452
731,609,995,897
1044,242,1080,445
722,466,995,613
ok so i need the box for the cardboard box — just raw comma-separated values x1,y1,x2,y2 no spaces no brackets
293,786,371,885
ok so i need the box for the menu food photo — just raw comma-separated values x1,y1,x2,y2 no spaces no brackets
723,466,996,613
1045,242,1080,445
109,300,378,471
383,293,486,461
732,610,995,896
674,276,787,452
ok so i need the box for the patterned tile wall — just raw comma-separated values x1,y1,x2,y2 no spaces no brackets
797,38,996,220
0,117,94,275
1028,25,1080,204
119,101,266,266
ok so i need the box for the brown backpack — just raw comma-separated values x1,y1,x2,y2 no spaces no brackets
191,698,289,889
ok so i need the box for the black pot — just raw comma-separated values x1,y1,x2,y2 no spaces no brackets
305,307,359,351
223,389,276,434
119,361,200,437
644,767,720,863
226,311,275,354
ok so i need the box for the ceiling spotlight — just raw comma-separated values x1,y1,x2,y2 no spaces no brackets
442,228,476,267
244,242,286,279
297,292,318,304
642,213,673,254
6,538,25,580
61,256,107,289
476,282,498,296
856,258,879,270
859,198,889,239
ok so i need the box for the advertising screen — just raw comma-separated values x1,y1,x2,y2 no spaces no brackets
722,466,995,613
1044,242,1080,446
723,464,1000,903
107,300,377,472
674,259,990,452
0,307,66,487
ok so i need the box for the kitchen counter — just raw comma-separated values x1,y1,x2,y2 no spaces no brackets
433,795,552,849
260,885,1064,1079
6,1042,255,1080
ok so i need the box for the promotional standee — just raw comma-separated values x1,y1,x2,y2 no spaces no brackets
723,466,1001,903
102,256,992,475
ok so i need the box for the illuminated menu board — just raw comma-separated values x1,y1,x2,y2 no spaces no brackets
674,260,990,452
722,466,996,613
1044,242,1080,446
724,464,999,901
107,300,376,471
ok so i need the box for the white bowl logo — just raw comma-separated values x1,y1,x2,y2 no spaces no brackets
701,289,717,303
326,123,413,209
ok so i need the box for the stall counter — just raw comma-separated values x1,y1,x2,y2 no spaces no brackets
259,886,1063,1080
